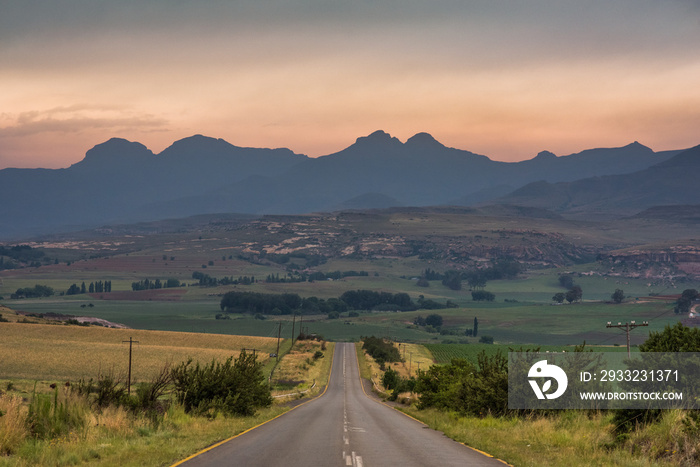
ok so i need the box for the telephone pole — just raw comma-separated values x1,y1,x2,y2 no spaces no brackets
276,321,282,362
122,337,139,395
606,321,648,358
241,348,260,357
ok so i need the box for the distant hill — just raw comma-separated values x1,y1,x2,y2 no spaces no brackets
0,131,685,239
495,145,700,218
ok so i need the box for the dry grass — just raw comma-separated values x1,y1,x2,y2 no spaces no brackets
0,322,278,382
0,394,28,455
271,340,333,399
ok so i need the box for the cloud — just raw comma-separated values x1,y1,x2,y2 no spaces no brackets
0,105,169,138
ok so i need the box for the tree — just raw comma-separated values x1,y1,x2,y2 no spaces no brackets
425,313,443,327
558,274,575,289
472,291,495,301
552,292,566,304
611,289,625,304
565,286,582,304
674,289,699,314
473,317,478,337
416,276,430,287
640,322,700,352
441,270,462,291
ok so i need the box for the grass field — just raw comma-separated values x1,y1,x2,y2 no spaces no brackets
425,342,629,365
0,322,279,382
2,294,684,347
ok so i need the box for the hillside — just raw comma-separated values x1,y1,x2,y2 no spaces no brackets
496,145,700,219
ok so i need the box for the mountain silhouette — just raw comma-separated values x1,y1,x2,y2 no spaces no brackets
0,131,685,239
495,144,700,218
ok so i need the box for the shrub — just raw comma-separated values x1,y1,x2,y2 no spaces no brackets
415,350,508,416
382,367,401,391
362,337,401,363
425,313,443,327
171,350,272,417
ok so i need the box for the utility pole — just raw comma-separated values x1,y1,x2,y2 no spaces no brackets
291,312,296,347
241,348,260,357
276,321,282,362
606,321,648,358
122,337,139,395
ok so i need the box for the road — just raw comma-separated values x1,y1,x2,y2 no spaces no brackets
177,342,507,466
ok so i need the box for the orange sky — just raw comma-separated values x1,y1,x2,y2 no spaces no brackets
2,1,700,168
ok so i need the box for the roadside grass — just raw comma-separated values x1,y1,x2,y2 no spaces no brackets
353,341,686,467
0,397,291,467
270,340,334,399
401,407,685,467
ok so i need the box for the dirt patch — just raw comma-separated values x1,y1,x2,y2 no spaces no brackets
14,311,128,328
88,289,187,301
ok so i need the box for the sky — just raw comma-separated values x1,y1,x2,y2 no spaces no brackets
2,0,700,169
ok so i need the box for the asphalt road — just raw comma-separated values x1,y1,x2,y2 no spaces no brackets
177,342,507,467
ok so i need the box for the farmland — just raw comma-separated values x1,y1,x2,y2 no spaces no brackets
1,207,699,349
0,322,279,382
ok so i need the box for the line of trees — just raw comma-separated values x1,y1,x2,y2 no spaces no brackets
11,284,54,299
219,289,457,316
132,278,182,291
417,260,522,291
66,280,113,295
192,271,253,287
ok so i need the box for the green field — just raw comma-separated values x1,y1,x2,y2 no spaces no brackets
1,208,698,349
425,342,630,364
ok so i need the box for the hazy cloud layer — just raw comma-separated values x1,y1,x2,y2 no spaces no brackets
1,0,700,167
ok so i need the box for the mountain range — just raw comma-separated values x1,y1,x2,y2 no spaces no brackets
0,130,697,239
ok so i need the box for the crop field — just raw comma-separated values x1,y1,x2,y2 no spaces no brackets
0,322,279,382
424,343,629,365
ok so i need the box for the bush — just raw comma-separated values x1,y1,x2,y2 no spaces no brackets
171,350,272,417
362,336,401,363
425,314,443,327
479,336,494,344
472,291,495,302
415,351,508,416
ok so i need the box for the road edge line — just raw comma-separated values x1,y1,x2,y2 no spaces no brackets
353,343,514,467
169,343,336,467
